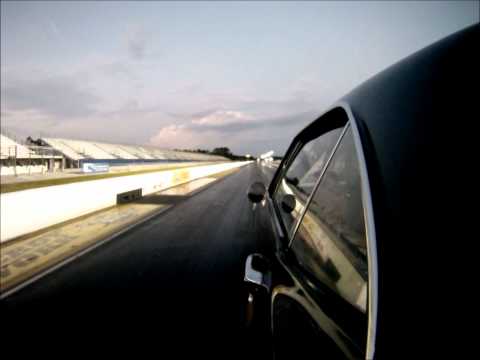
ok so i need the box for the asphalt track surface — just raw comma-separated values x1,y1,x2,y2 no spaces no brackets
1,163,277,358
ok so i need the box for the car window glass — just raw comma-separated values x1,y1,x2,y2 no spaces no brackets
273,128,343,239
292,126,368,312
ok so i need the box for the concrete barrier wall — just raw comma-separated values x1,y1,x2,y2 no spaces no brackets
1,165,48,176
1,161,250,242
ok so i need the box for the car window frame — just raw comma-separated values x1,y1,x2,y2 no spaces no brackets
267,104,378,359
268,109,348,246
344,104,378,360
286,124,350,248
273,127,346,241
290,123,370,310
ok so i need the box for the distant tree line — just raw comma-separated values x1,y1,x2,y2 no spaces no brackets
175,147,255,161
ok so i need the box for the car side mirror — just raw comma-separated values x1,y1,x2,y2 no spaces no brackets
247,182,266,203
244,253,271,292
281,194,296,213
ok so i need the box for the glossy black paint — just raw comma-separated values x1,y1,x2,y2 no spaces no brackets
249,24,478,359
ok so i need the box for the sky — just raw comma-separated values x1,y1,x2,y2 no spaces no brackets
1,1,478,156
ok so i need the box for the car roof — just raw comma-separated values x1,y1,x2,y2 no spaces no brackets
274,23,478,357
342,23,477,217
340,23,478,357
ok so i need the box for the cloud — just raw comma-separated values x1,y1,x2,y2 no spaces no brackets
0,109,58,139
149,124,219,149
149,109,318,155
191,110,251,126
98,61,136,80
189,108,316,133
2,75,100,118
47,20,60,39
127,27,148,60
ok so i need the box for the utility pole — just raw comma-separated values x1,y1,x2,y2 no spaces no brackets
14,145,17,177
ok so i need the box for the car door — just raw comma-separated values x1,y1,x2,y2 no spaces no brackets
267,108,375,359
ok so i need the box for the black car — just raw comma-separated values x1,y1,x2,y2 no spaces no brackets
243,24,478,359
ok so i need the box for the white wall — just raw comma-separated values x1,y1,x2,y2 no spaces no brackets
0,165,48,176
1,161,250,242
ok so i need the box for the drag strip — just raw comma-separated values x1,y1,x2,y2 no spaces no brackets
1,163,274,358
0,174,232,297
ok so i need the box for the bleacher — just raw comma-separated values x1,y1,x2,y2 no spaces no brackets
39,138,84,161
0,134,34,159
1,133,63,176
41,137,228,162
